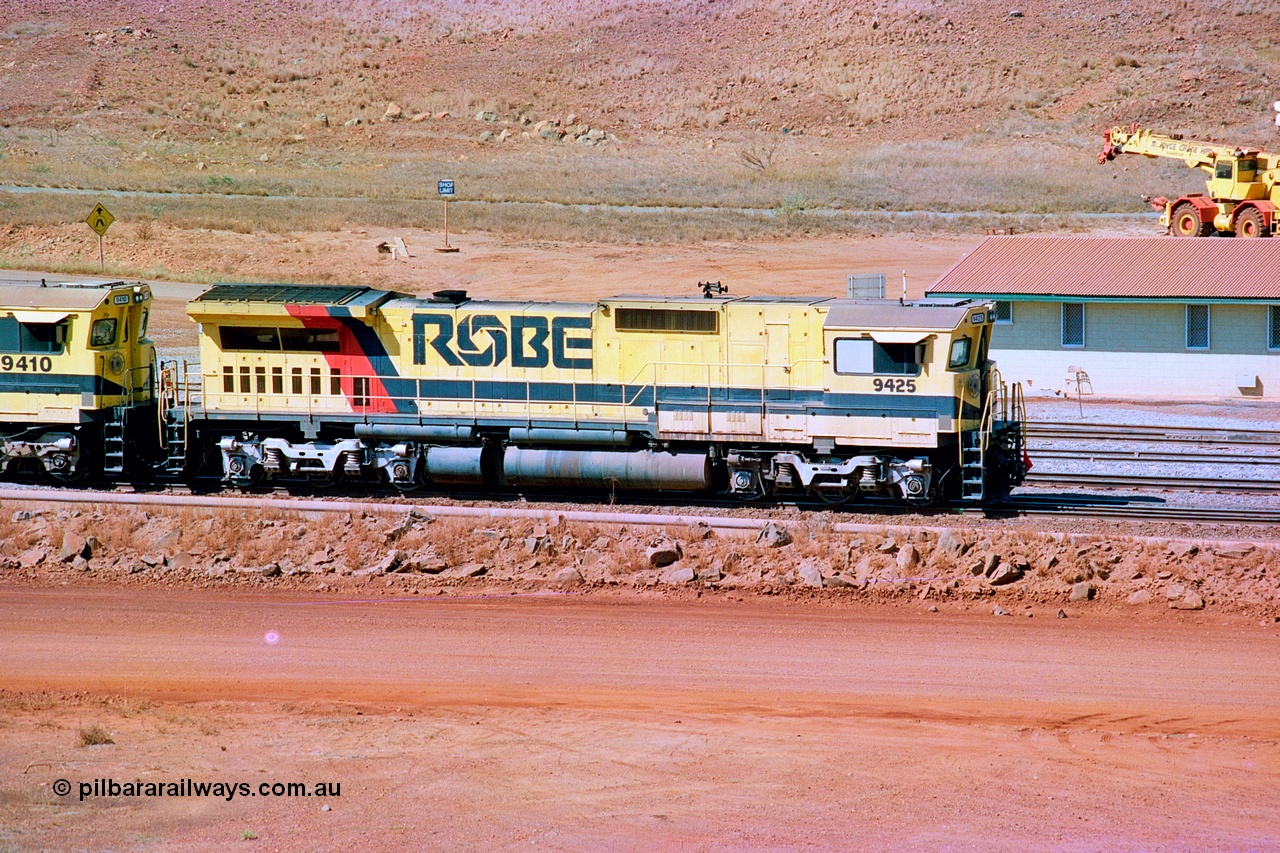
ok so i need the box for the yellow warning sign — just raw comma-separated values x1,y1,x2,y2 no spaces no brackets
85,202,115,237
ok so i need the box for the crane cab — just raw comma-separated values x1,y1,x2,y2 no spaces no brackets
1209,154,1267,203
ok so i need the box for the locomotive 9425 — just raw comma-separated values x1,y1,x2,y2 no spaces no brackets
179,284,1026,504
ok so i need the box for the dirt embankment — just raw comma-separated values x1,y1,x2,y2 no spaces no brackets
5,503,1278,619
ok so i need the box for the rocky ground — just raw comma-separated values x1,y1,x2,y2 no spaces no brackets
5,500,1279,621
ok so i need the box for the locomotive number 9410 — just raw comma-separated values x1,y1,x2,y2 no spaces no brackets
1,355,54,373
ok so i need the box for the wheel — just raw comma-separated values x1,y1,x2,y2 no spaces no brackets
1171,203,1212,237
811,458,858,505
814,481,857,506
1235,207,1269,238
305,469,341,490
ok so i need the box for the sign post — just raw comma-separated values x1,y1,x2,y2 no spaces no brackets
436,180,459,253
85,202,115,271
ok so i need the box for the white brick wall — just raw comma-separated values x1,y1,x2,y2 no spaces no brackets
991,348,1279,399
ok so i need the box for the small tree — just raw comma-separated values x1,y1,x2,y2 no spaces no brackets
780,194,804,229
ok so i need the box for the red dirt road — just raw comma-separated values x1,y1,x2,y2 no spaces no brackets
2,587,1279,850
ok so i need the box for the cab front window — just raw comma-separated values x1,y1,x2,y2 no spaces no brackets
948,337,971,369
91,317,118,347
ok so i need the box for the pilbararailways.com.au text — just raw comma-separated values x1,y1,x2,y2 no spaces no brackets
54,778,341,802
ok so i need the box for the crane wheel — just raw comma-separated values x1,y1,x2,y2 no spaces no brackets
1234,208,1269,238
1170,203,1212,237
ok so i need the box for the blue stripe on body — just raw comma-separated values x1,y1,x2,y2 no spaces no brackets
0,373,124,396
410,378,957,418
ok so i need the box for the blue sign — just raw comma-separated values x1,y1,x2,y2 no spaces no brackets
437,180,455,197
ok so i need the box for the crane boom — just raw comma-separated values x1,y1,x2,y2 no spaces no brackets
1098,125,1255,172
1097,123,1280,237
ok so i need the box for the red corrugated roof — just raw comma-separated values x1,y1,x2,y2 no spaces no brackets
928,236,1280,300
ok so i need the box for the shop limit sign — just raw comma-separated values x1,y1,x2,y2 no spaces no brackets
85,202,115,237
437,180,455,197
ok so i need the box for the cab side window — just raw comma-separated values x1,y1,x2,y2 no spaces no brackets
0,317,67,353
834,338,921,376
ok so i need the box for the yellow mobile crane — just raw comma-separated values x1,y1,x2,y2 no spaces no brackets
1098,123,1280,237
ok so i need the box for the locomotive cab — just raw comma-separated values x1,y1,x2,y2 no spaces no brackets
0,279,158,479
817,299,1019,502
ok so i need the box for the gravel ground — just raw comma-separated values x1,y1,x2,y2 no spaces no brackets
1026,397,1280,429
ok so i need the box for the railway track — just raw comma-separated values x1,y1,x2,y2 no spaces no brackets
1025,420,1280,492
1023,471,1280,494
1029,448,1280,466
990,496,1280,525
1027,422,1280,447
1,486,1276,531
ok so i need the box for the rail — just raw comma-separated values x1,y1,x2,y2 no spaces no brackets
1027,422,1280,447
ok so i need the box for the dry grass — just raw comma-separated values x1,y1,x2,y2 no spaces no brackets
77,724,115,747
0,0,1275,254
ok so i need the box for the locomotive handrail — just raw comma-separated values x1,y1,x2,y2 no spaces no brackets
192,354,833,434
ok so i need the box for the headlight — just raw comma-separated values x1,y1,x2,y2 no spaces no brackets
108,353,126,375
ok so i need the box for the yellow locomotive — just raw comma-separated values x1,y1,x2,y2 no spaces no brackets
183,283,1026,504
0,279,157,479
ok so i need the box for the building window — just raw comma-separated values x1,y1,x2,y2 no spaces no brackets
1061,303,1085,348
1269,306,1280,351
1186,304,1210,350
993,301,1013,324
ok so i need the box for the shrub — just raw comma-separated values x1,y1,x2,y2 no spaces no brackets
78,724,114,747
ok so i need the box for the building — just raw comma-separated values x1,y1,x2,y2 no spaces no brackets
926,235,1280,398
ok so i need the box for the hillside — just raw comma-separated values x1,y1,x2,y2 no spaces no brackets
0,0,1278,248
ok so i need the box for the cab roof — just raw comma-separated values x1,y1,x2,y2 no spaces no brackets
824,299,984,330
0,279,145,312
190,283,401,319
193,283,394,305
